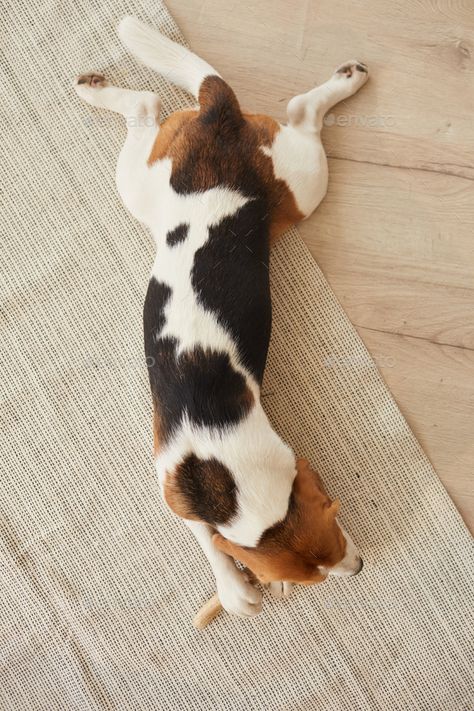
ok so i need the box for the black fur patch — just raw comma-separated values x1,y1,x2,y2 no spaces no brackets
166,223,189,246
174,454,238,525
145,334,254,443
192,199,271,383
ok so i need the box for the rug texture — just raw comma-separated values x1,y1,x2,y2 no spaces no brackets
1,2,473,710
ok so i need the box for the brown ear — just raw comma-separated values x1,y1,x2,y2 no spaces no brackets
325,498,340,517
296,457,312,474
212,533,272,583
212,533,263,572
212,532,245,559
294,458,314,491
294,458,326,497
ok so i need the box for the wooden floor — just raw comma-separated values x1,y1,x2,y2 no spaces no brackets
167,0,474,532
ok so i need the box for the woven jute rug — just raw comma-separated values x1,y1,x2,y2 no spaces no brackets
1,2,473,709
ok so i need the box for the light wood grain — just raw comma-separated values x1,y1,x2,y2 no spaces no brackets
358,326,474,530
298,159,474,349
168,0,474,178
167,0,474,531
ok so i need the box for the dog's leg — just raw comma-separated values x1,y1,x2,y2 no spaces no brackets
265,61,369,238
118,16,219,99
74,73,161,120
287,61,369,132
184,520,262,618
74,74,162,224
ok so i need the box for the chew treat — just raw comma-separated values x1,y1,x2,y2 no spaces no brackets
193,594,222,630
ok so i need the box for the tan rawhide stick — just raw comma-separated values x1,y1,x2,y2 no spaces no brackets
193,568,258,630
193,593,222,629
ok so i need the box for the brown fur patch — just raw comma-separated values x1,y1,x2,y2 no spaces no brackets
163,469,201,521
164,454,238,525
147,77,303,240
147,109,197,166
239,383,255,410
213,458,346,584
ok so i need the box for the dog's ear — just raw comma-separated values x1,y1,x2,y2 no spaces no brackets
325,498,340,517
213,532,323,584
213,532,247,559
294,457,327,498
294,459,340,517
212,532,264,574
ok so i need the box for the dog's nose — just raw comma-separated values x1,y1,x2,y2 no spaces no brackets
350,557,363,576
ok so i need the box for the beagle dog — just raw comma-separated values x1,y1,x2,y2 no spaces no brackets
75,16,367,617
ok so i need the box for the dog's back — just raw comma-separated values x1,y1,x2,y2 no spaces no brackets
145,74,274,389
140,71,300,544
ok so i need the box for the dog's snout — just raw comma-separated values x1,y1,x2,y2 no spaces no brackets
349,556,363,576
326,553,363,578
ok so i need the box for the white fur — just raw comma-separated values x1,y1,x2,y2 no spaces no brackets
74,21,368,615
261,125,328,217
325,524,362,577
118,16,220,97
155,407,296,547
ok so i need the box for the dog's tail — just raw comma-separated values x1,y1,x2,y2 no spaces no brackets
118,16,243,130
118,16,221,99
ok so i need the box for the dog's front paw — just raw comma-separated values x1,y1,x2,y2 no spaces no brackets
216,571,262,618
268,581,293,599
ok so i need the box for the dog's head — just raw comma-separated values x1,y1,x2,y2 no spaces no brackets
213,458,362,584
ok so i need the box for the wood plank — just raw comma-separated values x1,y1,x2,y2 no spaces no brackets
298,158,474,349
357,326,474,532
